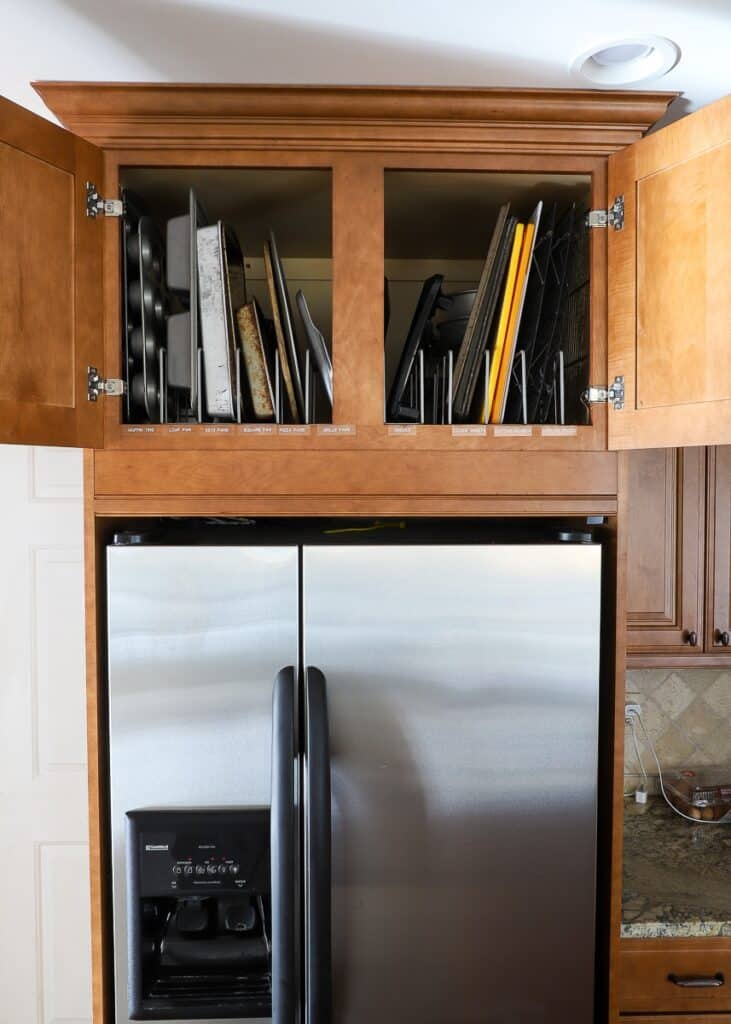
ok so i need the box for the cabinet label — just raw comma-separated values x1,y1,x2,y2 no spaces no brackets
278,425,311,435
317,424,357,436
388,424,417,436
124,425,157,434
540,425,578,437
203,425,232,434
493,425,533,437
452,425,487,436
240,424,276,434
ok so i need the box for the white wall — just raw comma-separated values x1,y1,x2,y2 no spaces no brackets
2,0,730,124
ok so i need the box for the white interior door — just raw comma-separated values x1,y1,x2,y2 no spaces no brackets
0,445,91,1024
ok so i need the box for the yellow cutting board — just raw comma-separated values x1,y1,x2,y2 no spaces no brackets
481,223,524,423
490,221,536,424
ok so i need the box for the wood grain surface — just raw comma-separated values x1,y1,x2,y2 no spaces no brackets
705,447,731,652
618,944,731,1014
34,83,675,154
608,93,731,450
83,451,111,1024
624,448,705,654
332,157,383,424
92,448,618,498
0,94,104,446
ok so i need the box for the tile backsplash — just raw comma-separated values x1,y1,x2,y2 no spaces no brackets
625,669,731,792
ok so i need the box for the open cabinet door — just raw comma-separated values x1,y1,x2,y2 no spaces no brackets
608,93,731,450
0,95,104,447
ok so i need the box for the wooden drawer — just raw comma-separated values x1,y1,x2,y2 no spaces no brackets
617,1017,731,1023
619,947,731,1014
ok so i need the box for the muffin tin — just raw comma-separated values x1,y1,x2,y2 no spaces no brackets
122,193,167,423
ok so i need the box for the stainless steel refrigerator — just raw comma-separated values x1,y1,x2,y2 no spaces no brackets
107,537,602,1024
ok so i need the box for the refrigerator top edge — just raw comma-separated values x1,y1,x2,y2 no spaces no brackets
106,535,602,551
105,513,606,551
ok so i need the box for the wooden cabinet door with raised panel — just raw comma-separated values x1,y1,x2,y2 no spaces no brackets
706,446,731,651
608,93,731,450
0,95,103,447
624,447,705,655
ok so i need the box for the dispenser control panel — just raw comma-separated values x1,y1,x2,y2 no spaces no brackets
127,808,270,896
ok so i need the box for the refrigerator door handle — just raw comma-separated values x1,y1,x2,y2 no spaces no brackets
272,667,297,1024
305,666,332,1024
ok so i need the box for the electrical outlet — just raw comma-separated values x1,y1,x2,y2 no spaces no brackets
625,702,641,721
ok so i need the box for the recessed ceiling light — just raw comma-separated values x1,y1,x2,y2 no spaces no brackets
592,43,654,66
571,36,680,86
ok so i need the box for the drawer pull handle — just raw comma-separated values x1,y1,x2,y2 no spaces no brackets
668,972,725,988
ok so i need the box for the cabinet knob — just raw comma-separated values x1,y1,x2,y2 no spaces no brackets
716,629,731,647
683,630,698,647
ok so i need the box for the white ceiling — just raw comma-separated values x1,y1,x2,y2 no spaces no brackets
2,0,729,127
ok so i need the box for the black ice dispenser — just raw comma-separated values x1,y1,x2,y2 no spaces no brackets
126,808,271,1020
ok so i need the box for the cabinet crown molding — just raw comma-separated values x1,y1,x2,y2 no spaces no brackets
32,82,677,154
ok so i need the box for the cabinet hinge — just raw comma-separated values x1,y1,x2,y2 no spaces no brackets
586,195,624,231
85,181,124,218
582,376,625,411
87,366,126,401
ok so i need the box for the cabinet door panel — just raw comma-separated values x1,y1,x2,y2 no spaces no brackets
0,95,103,447
706,446,731,651
624,447,705,654
608,94,731,449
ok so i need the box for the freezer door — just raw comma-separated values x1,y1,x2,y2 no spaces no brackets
107,545,299,1024
303,544,602,1024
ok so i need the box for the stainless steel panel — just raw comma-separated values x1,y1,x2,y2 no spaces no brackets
303,544,602,1024
107,545,298,1024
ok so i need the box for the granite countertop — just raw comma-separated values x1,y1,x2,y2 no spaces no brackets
622,796,731,938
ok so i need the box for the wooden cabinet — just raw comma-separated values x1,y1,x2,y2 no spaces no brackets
608,96,731,449
1,85,730,465
616,1016,731,1023
624,447,705,656
705,446,731,651
625,446,731,662
0,95,103,446
618,943,731,1015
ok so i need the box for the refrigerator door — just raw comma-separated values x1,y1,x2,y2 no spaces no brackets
303,544,602,1024
107,545,299,1024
